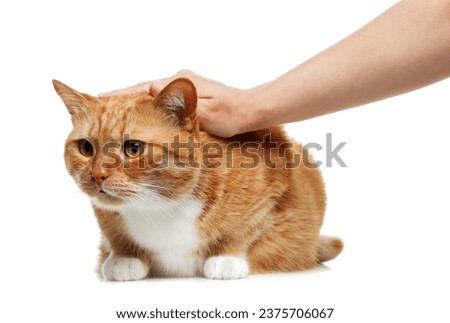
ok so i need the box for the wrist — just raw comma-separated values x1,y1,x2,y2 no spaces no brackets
237,84,275,134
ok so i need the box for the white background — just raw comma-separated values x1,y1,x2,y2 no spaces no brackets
1,0,449,322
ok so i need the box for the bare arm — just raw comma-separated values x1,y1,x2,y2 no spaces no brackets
252,0,450,129
102,0,450,137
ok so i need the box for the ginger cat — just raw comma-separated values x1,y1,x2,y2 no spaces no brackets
53,78,343,280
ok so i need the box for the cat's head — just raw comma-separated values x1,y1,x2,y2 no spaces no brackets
53,78,201,210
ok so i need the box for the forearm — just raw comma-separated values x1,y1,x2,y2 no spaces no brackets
247,0,450,129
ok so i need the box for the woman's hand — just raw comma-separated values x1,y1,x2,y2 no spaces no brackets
100,70,257,137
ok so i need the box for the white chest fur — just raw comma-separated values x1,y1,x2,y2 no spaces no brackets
94,194,204,277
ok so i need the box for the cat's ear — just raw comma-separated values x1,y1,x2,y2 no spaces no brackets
154,78,197,131
52,80,94,115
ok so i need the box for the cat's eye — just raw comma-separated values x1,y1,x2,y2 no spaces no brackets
124,140,145,157
79,139,94,157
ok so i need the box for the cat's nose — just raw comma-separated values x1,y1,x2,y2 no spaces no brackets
91,170,110,184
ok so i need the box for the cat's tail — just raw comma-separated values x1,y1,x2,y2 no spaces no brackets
318,236,343,263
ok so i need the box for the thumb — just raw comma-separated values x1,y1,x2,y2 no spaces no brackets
149,80,165,96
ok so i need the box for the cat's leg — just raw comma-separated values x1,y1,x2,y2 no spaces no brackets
97,236,150,281
101,252,150,281
203,254,249,280
202,238,260,280
95,211,152,281
201,211,272,280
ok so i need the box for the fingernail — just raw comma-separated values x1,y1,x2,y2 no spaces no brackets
150,81,164,95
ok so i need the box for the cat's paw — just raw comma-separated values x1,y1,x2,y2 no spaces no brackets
101,254,148,281
203,255,249,280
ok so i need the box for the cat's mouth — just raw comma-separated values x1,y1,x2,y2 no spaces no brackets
98,188,116,197
93,189,123,207
92,182,140,204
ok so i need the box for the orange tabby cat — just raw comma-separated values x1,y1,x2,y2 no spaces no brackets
53,78,343,280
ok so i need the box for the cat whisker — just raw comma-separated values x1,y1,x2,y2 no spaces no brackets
133,194,194,246
127,196,162,239
139,183,187,196
135,191,185,227
138,188,225,229
133,191,201,245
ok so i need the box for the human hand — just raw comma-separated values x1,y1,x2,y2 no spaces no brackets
99,70,256,137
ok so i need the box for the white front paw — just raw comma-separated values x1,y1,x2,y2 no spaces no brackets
203,255,249,280
101,254,148,281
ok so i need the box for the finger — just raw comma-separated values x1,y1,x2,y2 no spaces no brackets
149,80,165,96
148,74,199,96
98,82,152,97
